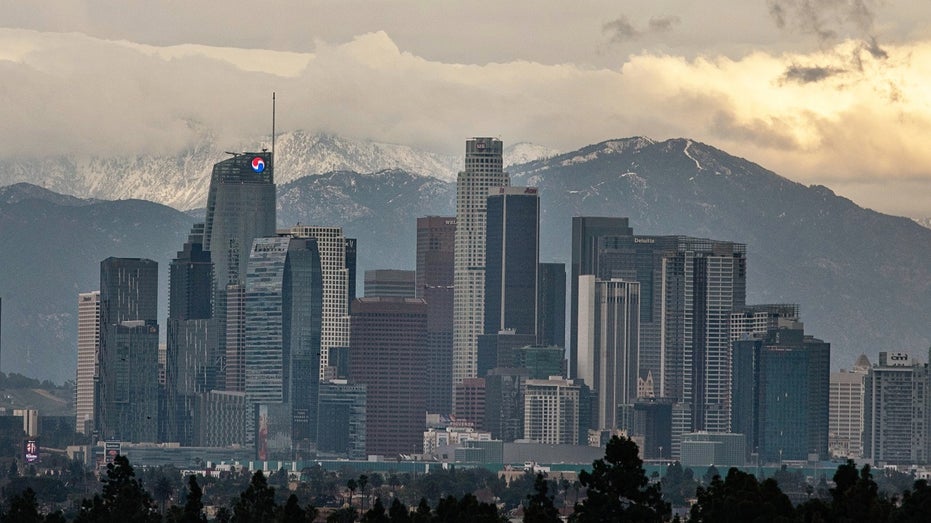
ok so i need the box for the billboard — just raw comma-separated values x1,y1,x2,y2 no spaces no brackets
24,440,39,464
105,441,121,464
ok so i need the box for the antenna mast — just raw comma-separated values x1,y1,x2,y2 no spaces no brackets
271,92,276,169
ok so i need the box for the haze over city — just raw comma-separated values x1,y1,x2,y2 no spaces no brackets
2,0,931,216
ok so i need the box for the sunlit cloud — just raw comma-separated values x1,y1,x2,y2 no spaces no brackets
1,27,930,215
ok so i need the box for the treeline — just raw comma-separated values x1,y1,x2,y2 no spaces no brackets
0,372,65,390
4,436,931,522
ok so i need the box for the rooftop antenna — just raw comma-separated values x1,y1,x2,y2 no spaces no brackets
271,92,276,172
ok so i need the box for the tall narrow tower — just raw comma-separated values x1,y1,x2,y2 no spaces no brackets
202,152,276,389
452,138,509,394
76,291,100,434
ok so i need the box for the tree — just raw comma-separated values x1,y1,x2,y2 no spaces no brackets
232,470,278,523
5,487,42,522
411,498,432,523
524,473,561,523
75,454,160,523
358,475,369,512
891,479,931,522
830,460,892,523
433,493,506,523
689,467,794,522
361,497,390,523
346,478,359,511
388,498,412,523
153,474,175,515
571,436,669,522
661,462,697,507
167,474,207,523
276,493,316,522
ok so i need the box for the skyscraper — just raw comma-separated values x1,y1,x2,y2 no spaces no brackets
244,236,323,459
165,224,217,444
287,226,352,380
202,152,276,391
76,291,100,434
524,376,583,445
829,355,869,459
757,327,830,462
97,258,160,443
484,186,539,337
576,276,640,431
416,216,456,414
453,138,510,394
864,352,928,464
569,218,747,439
537,263,566,348
349,297,428,456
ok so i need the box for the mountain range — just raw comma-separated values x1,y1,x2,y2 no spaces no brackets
1,135,929,384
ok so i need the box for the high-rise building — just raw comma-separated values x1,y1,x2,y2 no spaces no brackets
165,224,217,444
537,263,566,348
864,352,929,465
476,330,536,378
829,355,870,459
317,380,367,460
287,226,352,380
348,297,428,456
454,378,487,429
730,337,762,459
76,291,100,434
244,236,323,459
576,276,640,431
417,216,456,414
512,345,566,379
484,368,529,442
524,376,582,445
453,138,510,394
757,327,831,463
97,257,160,443
202,152,276,391
731,304,800,340
484,186,539,337
570,219,747,442
364,270,415,298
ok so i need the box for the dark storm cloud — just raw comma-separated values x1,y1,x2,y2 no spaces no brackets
648,15,681,33
603,14,681,43
782,64,845,84
603,15,640,42
766,0,887,58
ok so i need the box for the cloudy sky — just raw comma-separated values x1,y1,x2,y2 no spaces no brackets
2,0,931,216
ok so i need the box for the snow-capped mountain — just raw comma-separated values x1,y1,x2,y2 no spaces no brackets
0,132,557,211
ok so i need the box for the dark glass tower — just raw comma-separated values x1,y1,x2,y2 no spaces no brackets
165,224,217,444
537,263,566,348
97,257,160,443
417,216,456,414
202,152,276,391
244,236,323,459
484,186,539,337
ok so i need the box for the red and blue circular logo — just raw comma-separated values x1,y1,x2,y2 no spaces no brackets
251,156,266,173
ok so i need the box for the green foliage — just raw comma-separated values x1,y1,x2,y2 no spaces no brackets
433,493,506,523
661,462,697,506
74,454,160,523
276,493,316,522
361,497,389,523
167,474,207,523
523,473,561,523
232,470,278,523
689,468,794,522
388,498,412,523
830,460,892,523
571,436,669,523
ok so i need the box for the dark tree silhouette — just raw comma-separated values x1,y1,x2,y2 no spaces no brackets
688,467,793,522
571,436,669,522
167,474,207,523
232,470,278,523
830,460,892,523
523,473,561,523
361,497,389,523
388,498,412,523
276,493,316,522
75,454,160,523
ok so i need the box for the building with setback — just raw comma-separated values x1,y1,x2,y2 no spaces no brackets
416,216,456,414
96,258,160,443
576,276,640,431
165,224,216,445
349,297,428,456
453,138,510,395
287,226,354,380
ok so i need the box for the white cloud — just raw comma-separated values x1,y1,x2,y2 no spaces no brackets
2,27,931,215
